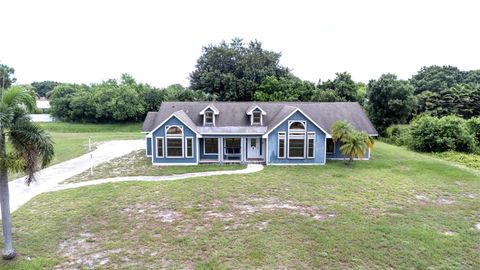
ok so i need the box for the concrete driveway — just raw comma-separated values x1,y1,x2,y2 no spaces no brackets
7,140,145,213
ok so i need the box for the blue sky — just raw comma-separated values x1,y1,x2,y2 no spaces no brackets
1,0,479,87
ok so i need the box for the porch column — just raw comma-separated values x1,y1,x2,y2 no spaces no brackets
219,137,223,163
241,137,245,163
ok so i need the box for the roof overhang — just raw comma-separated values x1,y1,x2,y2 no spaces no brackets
198,126,267,135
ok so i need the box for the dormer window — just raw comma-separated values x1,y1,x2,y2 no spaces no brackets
199,104,219,126
252,111,261,125
246,104,266,126
205,111,214,125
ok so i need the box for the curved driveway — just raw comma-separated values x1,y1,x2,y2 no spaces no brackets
7,140,263,213
8,140,144,213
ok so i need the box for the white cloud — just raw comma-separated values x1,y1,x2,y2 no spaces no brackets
1,0,479,87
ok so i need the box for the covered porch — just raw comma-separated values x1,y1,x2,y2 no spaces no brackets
199,136,266,164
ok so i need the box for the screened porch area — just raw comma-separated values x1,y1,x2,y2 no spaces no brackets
199,137,265,164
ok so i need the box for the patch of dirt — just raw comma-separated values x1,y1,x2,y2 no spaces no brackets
441,230,458,236
122,203,182,223
55,231,122,269
415,194,429,202
206,197,335,222
436,197,456,205
462,193,476,199
205,211,235,221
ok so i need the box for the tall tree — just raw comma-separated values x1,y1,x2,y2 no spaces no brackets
31,81,60,97
318,72,360,102
0,86,54,259
366,74,416,134
253,75,316,101
410,65,464,95
0,64,16,90
190,38,290,101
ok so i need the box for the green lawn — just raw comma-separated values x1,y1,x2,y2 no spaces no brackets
9,122,143,180
38,122,144,165
64,150,246,183
1,142,479,269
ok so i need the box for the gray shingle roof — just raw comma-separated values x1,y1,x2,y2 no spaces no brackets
142,102,378,136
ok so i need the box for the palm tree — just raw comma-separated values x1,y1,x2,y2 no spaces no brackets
339,131,371,164
0,86,54,259
331,120,353,143
331,120,354,163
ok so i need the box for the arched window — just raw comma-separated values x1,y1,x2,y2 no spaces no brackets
166,126,183,157
288,121,306,158
289,121,305,131
166,126,182,135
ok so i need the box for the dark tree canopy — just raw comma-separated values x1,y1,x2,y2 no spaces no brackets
31,81,60,97
410,65,464,94
253,75,316,101
318,72,360,102
410,66,480,117
189,38,291,101
0,64,16,90
366,74,416,134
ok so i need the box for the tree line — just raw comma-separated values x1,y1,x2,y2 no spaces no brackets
2,38,480,131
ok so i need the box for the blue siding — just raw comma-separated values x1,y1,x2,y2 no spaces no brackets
326,141,370,160
267,111,326,164
146,137,152,156
150,116,197,164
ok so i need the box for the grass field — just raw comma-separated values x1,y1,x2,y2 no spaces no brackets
430,151,480,170
38,122,144,165
64,150,246,183
1,142,479,269
9,122,143,180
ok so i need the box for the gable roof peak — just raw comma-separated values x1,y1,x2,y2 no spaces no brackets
246,104,267,115
199,104,219,115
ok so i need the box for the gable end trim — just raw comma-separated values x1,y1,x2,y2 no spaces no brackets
262,108,331,139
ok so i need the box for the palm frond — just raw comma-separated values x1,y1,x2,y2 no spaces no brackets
8,119,55,185
1,86,36,112
0,152,26,173
0,103,14,128
331,120,353,143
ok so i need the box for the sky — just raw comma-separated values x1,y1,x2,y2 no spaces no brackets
1,0,479,88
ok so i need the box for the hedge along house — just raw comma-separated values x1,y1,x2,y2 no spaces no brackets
142,102,378,165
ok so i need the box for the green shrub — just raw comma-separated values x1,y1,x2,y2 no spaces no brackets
409,115,476,153
384,125,410,146
467,117,480,145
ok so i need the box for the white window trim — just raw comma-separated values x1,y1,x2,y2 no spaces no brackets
185,137,194,158
307,132,315,159
203,110,215,126
203,138,219,155
287,121,306,159
165,125,184,158
155,137,164,158
287,136,306,159
251,111,262,126
223,137,242,155
326,138,335,154
277,132,286,159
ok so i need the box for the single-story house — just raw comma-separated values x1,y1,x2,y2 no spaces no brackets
141,102,378,165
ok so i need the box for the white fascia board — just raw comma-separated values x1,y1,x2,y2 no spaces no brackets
262,108,331,138
147,114,202,138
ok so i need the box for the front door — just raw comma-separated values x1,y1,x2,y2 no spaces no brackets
247,138,261,158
